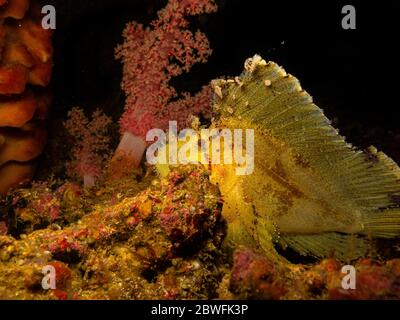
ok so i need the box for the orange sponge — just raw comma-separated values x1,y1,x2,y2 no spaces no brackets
0,161,35,194
0,0,30,19
0,92,38,127
0,124,47,166
0,0,53,196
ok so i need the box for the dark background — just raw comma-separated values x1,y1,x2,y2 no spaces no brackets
42,0,400,160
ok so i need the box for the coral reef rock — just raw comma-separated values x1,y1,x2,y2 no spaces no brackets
0,165,226,299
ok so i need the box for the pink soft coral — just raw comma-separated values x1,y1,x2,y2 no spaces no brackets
114,0,217,168
64,107,112,187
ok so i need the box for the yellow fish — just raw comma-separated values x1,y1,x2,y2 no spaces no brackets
210,55,400,261
158,55,400,261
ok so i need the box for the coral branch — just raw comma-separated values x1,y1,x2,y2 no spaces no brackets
114,0,217,169
64,107,112,187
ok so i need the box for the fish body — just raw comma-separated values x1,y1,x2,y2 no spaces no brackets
157,55,400,261
210,56,400,260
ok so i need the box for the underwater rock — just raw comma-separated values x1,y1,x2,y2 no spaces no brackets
1,181,85,237
229,247,288,299
158,170,221,250
0,0,53,196
0,165,226,299
229,247,400,300
327,259,400,299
